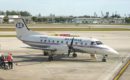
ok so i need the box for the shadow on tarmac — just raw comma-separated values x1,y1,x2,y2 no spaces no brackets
13,53,102,66
0,78,5,80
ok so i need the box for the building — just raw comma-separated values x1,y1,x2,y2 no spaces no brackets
8,15,21,23
0,15,5,23
22,16,32,24
8,15,32,23
72,18,126,24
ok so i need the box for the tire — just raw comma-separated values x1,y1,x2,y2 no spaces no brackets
44,51,49,56
48,56,53,61
102,58,106,62
4,62,9,70
73,53,77,57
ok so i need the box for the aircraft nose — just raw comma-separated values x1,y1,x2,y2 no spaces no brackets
101,45,119,55
108,49,119,55
105,46,119,55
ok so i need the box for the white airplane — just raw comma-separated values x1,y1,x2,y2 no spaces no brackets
15,19,118,62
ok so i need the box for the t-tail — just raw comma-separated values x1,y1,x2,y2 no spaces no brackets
15,18,41,40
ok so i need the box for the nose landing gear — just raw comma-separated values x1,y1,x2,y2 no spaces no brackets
102,55,108,62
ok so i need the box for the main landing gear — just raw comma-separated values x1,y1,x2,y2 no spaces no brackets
48,50,55,61
43,50,77,61
43,51,49,56
48,55,53,61
43,50,54,61
72,53,77,57
102,55,108,62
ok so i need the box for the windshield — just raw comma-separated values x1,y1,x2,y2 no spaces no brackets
96,41,103,45
91,41,103,45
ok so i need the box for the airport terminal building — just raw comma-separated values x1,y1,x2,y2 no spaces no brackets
0,15,32,24
72,18,126,24
0,15,4,23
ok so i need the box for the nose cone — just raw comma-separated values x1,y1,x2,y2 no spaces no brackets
100,45,119,55
105,45,119,55
108,48,119,55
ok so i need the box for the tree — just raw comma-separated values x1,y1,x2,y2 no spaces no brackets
125,18,130,23
20,11,31,16
3,16,9,23
0,11,5,15
42,18,47,22
37,18,43,22
32,17,38,22
111,14,121,18
6,10,18,15
104,12,109,18
4,10,31,16
54,17,66,23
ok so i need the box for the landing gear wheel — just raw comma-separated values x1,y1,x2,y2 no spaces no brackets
73,53,77,57
48,56,53,61
44,51,49,56
102,58,106,62
102,55,107,62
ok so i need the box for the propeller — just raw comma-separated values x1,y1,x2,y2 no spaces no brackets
67,37,74,56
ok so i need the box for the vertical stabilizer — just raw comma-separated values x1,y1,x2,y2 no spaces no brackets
15,19,30,37
15,18,41,40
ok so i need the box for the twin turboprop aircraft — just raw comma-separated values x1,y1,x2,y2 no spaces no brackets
15,19,118,62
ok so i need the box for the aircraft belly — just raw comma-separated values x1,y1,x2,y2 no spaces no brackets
23,41,50,48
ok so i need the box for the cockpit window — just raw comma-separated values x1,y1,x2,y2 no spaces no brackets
91,41,103,45
91,41,95,45
96,41,103,45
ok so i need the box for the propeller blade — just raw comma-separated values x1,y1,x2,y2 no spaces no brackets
70,37,74,47
67,37,74,56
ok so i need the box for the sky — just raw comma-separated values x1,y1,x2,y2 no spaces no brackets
0,0,130,16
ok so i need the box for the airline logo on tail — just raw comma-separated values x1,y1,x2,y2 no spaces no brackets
16,22,24,28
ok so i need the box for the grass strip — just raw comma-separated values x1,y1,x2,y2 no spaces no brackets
0,28,130,31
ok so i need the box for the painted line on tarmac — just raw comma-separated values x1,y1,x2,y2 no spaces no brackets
98,60,123,80
113,59,130,80
0,35,16,37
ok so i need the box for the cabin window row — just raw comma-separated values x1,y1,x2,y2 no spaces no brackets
42,39,88,46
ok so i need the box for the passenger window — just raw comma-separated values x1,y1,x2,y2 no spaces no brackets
66,41,68,44
80,42,83,45
61,41,63,43
48,40,50,43
44,40,47,43
52,40,55,43
40,39,43,42
57,41,59,43
75,42,78,45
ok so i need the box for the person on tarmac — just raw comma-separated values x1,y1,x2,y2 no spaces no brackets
0,53,3,68
1,54,6,69
7,53,13,69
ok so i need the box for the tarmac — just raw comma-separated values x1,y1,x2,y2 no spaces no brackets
119,65,130,80
0,31,130,80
